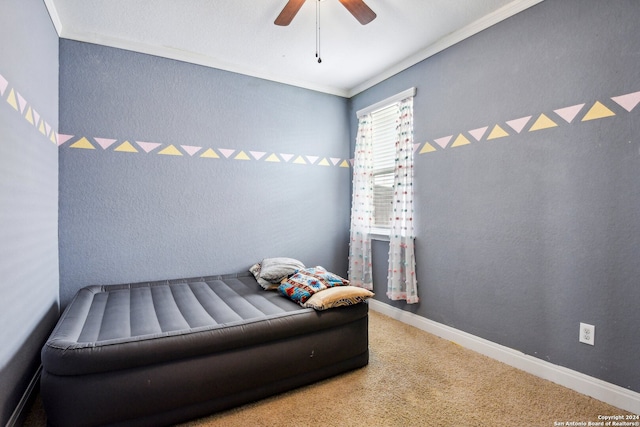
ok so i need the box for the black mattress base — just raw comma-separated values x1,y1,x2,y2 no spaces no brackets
41,313,369,427
95,353,368,427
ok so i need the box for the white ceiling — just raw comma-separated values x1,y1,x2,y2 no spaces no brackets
44,0,542,97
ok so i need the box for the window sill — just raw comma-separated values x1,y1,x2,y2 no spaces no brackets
369,229,416,243
370,228,390,242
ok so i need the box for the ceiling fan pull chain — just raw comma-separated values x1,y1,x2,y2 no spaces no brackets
316,0,322,63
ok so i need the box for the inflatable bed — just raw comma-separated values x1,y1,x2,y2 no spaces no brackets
41,259,372,427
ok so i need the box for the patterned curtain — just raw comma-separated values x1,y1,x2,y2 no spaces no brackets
348,115,374,290
387,97,418,303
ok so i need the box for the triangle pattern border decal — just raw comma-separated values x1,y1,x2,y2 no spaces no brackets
2,68,638,170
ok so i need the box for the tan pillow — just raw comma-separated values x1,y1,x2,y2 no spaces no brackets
303,286,374,310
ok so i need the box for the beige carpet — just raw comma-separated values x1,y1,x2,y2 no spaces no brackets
24,310,630,426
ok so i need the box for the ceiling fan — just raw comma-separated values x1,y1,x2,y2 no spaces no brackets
274,0,377,26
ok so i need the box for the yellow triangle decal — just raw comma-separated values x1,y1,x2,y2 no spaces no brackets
451,134,471,148
200,148,219,158
318,158,330,166
293,156,307,164
50,132,57,144
581,101,616,121
6,89,18,110
70,137,95,150
487,125,509,140
115,141,138,153
529,113,558,131
419,142,437,154
339,160,350,168
234,150,250,160
25,107,34,124
38,120,46,135
158,145,182,156
265,153,280,162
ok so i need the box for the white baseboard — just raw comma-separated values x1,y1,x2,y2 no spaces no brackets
369,299,640,415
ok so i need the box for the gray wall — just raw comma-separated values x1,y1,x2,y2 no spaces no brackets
350,0,640,392
0,0,60,424
58,40,352,307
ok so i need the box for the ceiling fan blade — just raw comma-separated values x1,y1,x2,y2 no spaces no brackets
274,0,306,26
338,0,377,25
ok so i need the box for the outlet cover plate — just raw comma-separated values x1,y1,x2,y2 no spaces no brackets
579,322,595,345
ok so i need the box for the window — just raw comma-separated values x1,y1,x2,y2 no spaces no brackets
356,88,416,237
350,88,416,298
370,104,398,230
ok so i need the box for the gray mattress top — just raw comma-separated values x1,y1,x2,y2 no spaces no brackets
42,272,367,376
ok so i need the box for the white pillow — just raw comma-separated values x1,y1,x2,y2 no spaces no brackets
249,257,305,290
259,257,305,283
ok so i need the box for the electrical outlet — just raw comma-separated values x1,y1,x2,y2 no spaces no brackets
579,323,595,346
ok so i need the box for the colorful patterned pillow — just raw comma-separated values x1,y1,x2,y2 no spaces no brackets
278,266,350,305
303,286,374,310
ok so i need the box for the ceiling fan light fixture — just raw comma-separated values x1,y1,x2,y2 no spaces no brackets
274,0,376,26
274,0,376,64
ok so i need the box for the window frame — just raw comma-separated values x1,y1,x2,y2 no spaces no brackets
356,88,416,241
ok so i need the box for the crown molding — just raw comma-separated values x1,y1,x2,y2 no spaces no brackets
43,0,63,36
43,0,543,99
55,28,351,98
346,0,545,97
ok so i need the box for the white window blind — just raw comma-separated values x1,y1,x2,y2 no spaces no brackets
371,104,398,229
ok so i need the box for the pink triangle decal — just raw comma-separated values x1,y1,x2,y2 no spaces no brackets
413,143,421,153
330,157,341,166
553,103,585,123
32,110,41,126
434,135,453,149
506,116,532,134
306,155,319,165
94,137,117,150
468,126,488,141
0,74,7,96
44,122,52,137
135,141,161,153
56,134,74,146
280,153,294,162
218,148,235,158
16,92,27,113
250,151,266,160
611,91,640,112
181,145,202,156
